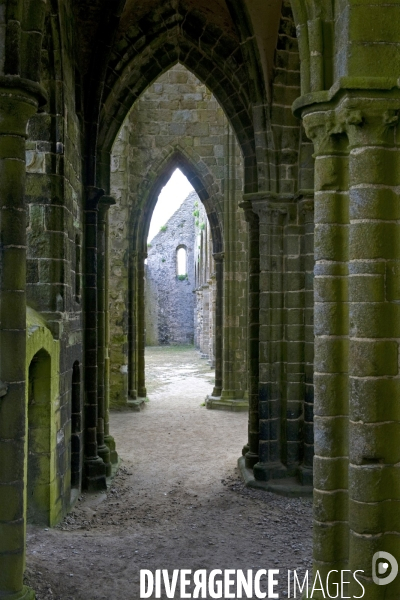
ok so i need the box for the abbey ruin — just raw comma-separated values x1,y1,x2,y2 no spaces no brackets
0,0,399,598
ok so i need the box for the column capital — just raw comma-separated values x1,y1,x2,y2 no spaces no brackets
302,94,400,154
243,192,293,221
298,196,315,215
132,250,148,260
239,200,259,227
98,195,116,223
0,76,47,135
85,186,105,211
99,195,116,210
212,251,224,263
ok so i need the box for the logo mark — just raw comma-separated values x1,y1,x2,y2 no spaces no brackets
372,552,398,586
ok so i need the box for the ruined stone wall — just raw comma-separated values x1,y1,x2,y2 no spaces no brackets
145,192,196,346
194,201,215,363
24,0,84,517
110,63,247,407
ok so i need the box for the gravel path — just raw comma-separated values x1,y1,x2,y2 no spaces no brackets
25,346,312,599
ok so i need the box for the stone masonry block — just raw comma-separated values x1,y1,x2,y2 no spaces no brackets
314,373,348,416
350,302,400,338
315,337,348,374
314,456,349,491
315,222,348,261
350,421,400,465
349,274,384,303
349,464,400,503
314,302,349,336
349,340,398,377
314,415,348,457
350,222,400,260
315,191,349,224
350,377,400,422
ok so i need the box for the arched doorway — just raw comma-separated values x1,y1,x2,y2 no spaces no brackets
27,349,51,525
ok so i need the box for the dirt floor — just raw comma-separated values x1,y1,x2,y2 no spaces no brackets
25,346,312,599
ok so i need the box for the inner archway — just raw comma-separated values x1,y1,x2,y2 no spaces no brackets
145,169,201,348
108,63,248,412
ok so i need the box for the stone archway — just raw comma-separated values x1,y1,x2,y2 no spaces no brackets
108,64,248,412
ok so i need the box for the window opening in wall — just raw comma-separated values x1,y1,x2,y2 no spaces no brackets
147,168,194,244
177,246,187,277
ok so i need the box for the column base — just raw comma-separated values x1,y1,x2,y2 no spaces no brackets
104,434,119,465
83,456,107,491
5,586,35,600
238,457,312,497
253,459,287,481
127,397,147,412
298,465,313,486
244,451,259,469
205,395,248,412
97,443,112,477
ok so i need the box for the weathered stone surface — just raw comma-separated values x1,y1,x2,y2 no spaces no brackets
145,192,196,346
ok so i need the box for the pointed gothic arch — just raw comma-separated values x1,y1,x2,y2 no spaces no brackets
127,147,224,403
132,148,223,255
96,27,257,193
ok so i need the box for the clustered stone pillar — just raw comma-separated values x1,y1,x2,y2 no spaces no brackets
211,252,224,397
207,128,248,411
347,102,400,599
128,250,138,401
136,251,147,399
97,196,115,477
128,249,147,408
83,187,107,490
104,204,118,463
200,283,210,357
240,200,260,468
208,273,216,367
299,198,314,484
238,191,314,494
304,111,350,588
253,200,288,481
303,95,400,598
0,82,43,600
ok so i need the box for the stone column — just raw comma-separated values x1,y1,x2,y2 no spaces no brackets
83,187,107,490
207,127,248,411
97,196,115,477
303,108,350,586
210,252,224,398
200,283,210,358
345,100,400,599
241,191,313,495
299,198,315,485
0,81,44,600
253,200,288,481
239,200,260,468
127,249,146,410
104,209,118,463
136,251,147,399
207,275,215,367
128,250,137,400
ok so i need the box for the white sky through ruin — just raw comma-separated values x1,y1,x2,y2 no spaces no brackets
148,169,194,243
